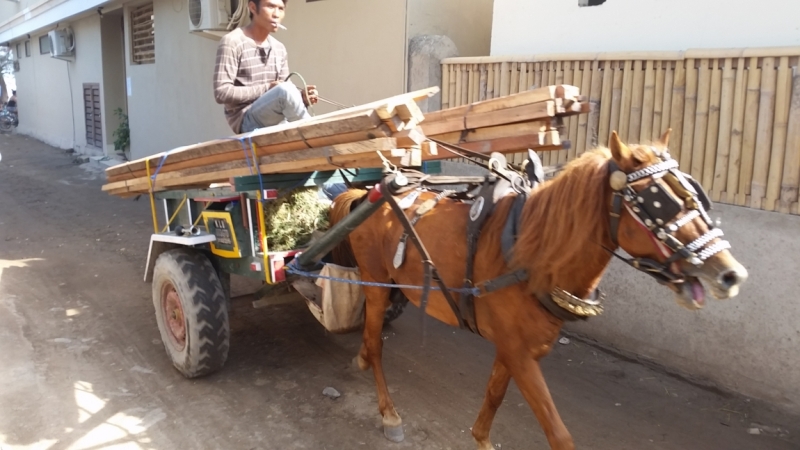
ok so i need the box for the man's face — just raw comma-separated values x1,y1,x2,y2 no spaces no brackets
250,0,285,33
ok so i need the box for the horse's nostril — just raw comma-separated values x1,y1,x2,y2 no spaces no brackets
718,270,740,289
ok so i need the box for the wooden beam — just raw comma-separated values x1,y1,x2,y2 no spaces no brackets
104,138,398,194
105,87,439,180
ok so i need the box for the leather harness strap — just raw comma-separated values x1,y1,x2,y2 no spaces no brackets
461,178,497,334
380,176,467,330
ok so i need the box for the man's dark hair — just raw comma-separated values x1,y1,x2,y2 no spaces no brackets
249,0,287,20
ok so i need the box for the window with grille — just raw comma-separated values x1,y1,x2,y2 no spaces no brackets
131,3,155,64
24,40,30,57
16,43,21,58
39,35,51,55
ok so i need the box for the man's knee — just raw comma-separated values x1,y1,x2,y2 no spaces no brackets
274,82,303,104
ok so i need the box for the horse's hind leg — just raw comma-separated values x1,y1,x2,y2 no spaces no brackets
471,356,511,450
510,358,574,450
355,280,404,442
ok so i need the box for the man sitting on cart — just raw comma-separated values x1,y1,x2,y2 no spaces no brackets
213,0,318,134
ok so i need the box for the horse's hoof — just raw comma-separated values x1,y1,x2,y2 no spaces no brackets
352,354,369,371
383,423,404,442
476,441,494,450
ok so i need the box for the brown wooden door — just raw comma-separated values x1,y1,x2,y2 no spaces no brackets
83,83,102,148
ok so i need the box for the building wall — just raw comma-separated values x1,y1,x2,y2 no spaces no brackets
0,0,62,32
278,0,407,117
407,0,493,57
8,0,492,159
121,0,408,159
70,15,105,152
568,204,800,414
122,0,231,160
0,2,20,26
14,16,105,151
491,0,800,55
15,32,72,148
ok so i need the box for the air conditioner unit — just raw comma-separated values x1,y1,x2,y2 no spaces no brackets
188,0,238,32
49,28,75,59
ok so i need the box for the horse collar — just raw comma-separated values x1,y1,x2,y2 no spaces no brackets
537,288,605,322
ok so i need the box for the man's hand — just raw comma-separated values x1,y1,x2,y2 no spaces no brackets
267,80,283,90
301,85,319,107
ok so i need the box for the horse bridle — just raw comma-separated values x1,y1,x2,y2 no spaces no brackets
606,148,732,288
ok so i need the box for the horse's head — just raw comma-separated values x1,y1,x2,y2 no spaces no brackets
606,130,748,310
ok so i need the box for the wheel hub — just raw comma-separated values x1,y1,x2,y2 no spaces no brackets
162,282,186,350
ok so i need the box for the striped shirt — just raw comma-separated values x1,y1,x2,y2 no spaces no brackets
213,28,290,133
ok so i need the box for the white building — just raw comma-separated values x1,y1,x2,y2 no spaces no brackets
0,0,493,159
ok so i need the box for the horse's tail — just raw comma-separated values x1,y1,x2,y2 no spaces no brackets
328,189,368,267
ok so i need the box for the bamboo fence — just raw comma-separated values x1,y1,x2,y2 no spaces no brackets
441,48,800,214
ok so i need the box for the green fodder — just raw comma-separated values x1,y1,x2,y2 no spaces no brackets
262,187,330,251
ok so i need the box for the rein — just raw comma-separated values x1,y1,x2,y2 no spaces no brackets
371,145,731,333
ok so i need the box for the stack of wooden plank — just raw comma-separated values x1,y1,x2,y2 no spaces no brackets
420,84,586,156
102,87,437,197
102,85,589,197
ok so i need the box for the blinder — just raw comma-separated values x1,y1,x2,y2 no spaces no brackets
635,179,684,228
661,169,713,213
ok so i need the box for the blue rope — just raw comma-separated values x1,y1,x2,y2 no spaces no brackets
284,262,481,296
238,137,254,175
150,148,177,190
150,137,252,190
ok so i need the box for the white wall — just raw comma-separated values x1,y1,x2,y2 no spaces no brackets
568,204,800,415
14,14,106,152
0,0,56,29
70,15,105,153
121,0,409,159
0,2,20,25
407,0,493,57
15,27,79,150
491,0,800,55
11,0,491,160
123,0,231,160
278,0,407,117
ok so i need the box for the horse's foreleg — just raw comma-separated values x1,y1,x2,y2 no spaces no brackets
510,358,574,450
357,282,404,442
471,356,511,450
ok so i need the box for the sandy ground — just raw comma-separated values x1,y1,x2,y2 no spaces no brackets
0,133,798,450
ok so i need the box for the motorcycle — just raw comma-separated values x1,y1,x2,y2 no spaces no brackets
0,103,18,133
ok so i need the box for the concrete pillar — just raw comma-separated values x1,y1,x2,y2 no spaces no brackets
407,35,458,113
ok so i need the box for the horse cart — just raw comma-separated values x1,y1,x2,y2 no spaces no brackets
105,85,748,448
141,164,442,378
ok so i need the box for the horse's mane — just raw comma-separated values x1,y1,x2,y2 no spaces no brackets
510,148,616,297
328,189,368,267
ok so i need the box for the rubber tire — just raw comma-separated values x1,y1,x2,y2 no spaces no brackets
152,248,230,378
217,270,232,309
0,120,13,133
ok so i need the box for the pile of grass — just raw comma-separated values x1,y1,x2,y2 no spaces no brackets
262,187,330,251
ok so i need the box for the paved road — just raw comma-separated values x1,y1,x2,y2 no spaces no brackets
1,133,798,450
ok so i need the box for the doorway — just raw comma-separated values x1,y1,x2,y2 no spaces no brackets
100,8,128,156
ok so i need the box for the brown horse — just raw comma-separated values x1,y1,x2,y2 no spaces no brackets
328,130,748,449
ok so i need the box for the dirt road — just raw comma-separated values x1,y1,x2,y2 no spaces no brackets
1,134,798,450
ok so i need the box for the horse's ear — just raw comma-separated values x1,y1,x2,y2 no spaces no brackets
658,128,672,148
609,131,634,170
